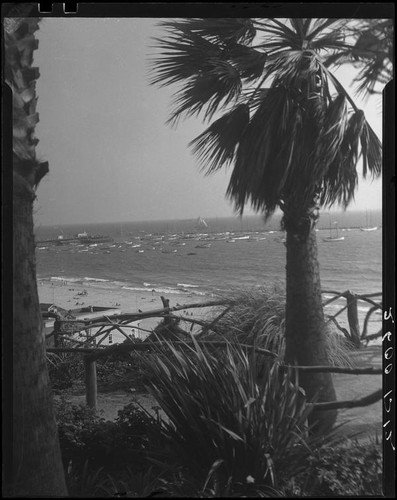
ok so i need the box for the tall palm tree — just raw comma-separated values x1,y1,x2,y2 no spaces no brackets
4,12,67,496
150,18,384,433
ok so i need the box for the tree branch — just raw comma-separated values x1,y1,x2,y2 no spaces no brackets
284,365,381,374
312,388,382,411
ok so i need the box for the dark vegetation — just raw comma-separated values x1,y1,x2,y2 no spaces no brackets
48,288,382,497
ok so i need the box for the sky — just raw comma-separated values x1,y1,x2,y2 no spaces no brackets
32,18,384,226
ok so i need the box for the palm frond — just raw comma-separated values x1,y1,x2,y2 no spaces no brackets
163,18,257,46
322,50,353,68
227,86,311,216
228,44,268,82
189,104,250,175
150,29,223,87
353,57,393,97
311,37,349,51
268,18,300,43
360,121,382,178
306,19,342,42
320,111,367,209
320,149,359,210
323,20,393,98
313,94,349,179
166,60,242,126
321,106,381,210
246,88,272,112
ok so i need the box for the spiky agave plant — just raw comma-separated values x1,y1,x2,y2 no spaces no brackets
135,338,339,494
150,18,385,433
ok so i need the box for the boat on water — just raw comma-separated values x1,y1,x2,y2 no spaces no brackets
323,217,345,242
195,243,211,248
360,210,378,232
42,231,114,246
323,235,345,242
196,216,208,229
360,227,378,232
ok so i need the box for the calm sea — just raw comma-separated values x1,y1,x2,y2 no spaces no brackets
35,211,382,300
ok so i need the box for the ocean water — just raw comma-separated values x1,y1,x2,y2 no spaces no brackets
35,211,383,342
35,211,382,300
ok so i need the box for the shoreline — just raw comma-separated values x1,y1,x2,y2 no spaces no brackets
37,278,382,343
38,278,217,335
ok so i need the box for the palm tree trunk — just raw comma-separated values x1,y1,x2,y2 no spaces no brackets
5,12,68,496
11,177,68,496
284,222,337,434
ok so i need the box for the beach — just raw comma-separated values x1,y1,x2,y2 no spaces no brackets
38,278,217,335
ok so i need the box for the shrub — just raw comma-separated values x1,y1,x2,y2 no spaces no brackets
54,396,106,470
54,397,161,476
280,437,383,496
47,352,85,391
47,347,151,393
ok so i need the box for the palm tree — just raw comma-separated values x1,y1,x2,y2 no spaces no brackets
150,18,384,433
4,12,67,496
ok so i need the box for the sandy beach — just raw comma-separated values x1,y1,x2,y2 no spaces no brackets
38,278,218,334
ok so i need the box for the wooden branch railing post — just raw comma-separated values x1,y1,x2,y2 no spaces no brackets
53,319,60,348
160,296,170,324
346,291,361,348
84,356,97,410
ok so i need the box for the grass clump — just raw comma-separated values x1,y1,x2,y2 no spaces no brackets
204,284,286,356
205,284,355,367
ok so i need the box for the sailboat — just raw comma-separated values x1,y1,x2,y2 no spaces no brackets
360,210,378,231
196,216,208,229
323,217,345,242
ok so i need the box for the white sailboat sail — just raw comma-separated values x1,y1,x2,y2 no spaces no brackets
323,216,345,242
360,210,378,231
196,216,208,228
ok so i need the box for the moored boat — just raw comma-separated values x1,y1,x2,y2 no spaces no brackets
360,210,377,232
323,216,345,242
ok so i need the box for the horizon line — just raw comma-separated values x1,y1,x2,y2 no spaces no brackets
34,208,382,228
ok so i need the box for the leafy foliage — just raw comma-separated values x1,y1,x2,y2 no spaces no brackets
47,352,85,391
47,347,151,393
53,397,161,476
280,437,383,496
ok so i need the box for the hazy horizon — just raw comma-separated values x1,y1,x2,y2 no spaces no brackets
35,208,382,230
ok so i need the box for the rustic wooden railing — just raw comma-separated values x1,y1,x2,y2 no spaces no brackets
322,290,382,347
45,290,382,415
